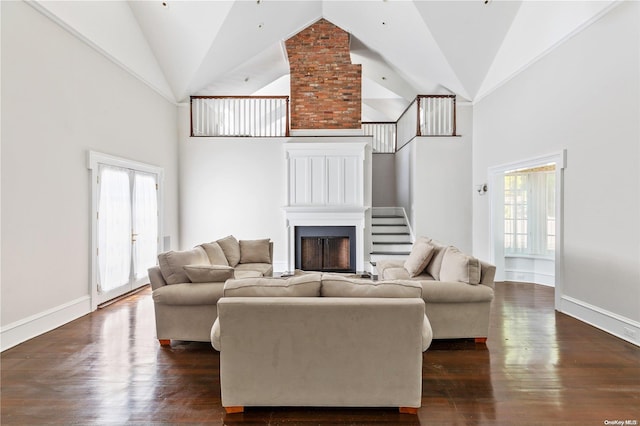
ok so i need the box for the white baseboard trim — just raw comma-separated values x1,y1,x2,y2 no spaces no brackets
505,270,555,287
560,295,640,347
1,295,91,352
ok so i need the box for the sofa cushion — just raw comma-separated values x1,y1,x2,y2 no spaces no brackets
199,242,229,266
235,262,273,277
223,274,322,297
158,247,209,285
425,240,448,280
217,235,241,267
239,239,271,264
439,246,481,285
152,282,224,305
404,241,435,277
376,259,433,281
320,274,422,298
234,270,264,279
183,265,234,283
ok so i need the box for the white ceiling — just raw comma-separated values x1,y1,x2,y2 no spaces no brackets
31,0,620,121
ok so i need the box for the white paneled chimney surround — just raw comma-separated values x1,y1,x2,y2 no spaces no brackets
283,137,373,272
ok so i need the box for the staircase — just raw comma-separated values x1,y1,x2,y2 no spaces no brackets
370,207,413,264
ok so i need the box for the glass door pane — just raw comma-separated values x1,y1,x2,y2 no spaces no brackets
98,166,132,295
132,172,158,284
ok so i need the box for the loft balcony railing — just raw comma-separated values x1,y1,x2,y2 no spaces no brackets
365,95,457,152
396,94,457,149
191,96,290,137
190,94,455,147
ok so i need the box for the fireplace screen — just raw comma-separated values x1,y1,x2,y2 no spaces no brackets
295,226,356,273
301,237,350,271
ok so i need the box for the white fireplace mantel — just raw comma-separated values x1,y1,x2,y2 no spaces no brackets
283,138,372,273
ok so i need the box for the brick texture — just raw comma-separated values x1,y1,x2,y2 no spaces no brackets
285,19,361,130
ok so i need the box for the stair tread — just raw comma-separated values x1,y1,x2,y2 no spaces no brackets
371,224,409,227
373,241,413,245
372,215,404,218
370,251,411,255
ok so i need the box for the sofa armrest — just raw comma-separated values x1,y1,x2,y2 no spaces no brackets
148,266,167,291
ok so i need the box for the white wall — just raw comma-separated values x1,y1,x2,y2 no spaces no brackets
1,1,179,349
395,140,413,227
372,153,397,207
395,105,473,252
178,105,288,272
473,2,640,343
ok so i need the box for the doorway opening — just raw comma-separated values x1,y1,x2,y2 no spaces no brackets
488,151,565,309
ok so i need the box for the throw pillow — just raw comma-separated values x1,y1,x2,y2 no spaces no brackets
183,265,234,283
425,240,448,280
157,247,210,284
320,274,422,298
404,241,436,277
239,239,271,264
199,242,229,266
223,274,322,297
216,235,241,267
439,246,481,285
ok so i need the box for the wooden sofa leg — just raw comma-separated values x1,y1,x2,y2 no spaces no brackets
158,339,171,346
224,406,244,414
475,337,488,344
399,407,418,414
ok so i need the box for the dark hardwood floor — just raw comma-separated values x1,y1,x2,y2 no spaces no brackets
2,282,639,425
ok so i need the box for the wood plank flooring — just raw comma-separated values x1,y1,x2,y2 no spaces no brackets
2,282,639,425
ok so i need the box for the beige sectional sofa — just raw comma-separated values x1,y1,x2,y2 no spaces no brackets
375,237,496,341
211,273,432,413
148,235,273,345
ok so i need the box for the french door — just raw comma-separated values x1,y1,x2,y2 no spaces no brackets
89,152,163,309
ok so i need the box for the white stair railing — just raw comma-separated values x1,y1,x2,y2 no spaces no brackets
418,95,456,136
362,122,396,153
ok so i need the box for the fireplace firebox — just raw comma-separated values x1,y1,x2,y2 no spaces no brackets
295,226,356,273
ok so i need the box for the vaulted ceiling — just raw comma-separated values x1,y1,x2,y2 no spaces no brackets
32,0,619,121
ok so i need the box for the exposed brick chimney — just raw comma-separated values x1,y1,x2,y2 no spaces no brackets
285,19,362,130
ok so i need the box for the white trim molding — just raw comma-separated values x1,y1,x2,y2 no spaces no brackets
0,296,91,352
560,296,640,347
473,1,623,104
26,1,176,105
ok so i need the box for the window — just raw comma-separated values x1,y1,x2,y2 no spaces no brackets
504,166,555,257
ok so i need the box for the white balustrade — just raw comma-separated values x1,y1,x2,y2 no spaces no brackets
191,96,289,137
362,122,396,153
